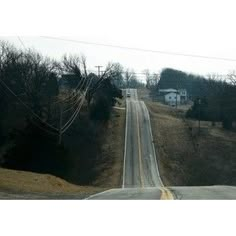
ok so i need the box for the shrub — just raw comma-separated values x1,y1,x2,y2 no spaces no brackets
90,95,111,121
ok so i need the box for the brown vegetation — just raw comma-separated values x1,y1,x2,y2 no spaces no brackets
0,167,104,195
146,101,236,186
0,40,125,195
92,107,125,187
0,105,125,194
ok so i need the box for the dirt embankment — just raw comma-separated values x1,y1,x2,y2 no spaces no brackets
0,99,125,195
0,167,104,196
92,105,125,188
146,101,236,186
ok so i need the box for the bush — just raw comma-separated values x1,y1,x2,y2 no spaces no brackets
89,79,122,121
2,124,69,177
90,96,111,121
222,117,233,130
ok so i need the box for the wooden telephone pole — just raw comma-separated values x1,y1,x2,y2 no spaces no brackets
95,66,103,78
176,86,179,108
198,98,201,134
58,104,63,145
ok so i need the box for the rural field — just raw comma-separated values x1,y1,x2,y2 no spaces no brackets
0,38,236,201
146,101,236,186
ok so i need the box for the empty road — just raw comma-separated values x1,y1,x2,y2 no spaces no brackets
1,88,235,199
122,89,163,188
87,89,174,199
87,89,236,200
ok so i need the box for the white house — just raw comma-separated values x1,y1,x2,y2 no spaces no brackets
164,92,180,106
178,89,188,103
158,88,188,106
159,88,177,94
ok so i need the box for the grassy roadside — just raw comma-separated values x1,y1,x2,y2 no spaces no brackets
92,104,125,188
0,99,125,195
146,102,194,186
146,101,236,186
0,167,104,195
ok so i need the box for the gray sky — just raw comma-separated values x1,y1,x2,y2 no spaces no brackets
1,0,236,81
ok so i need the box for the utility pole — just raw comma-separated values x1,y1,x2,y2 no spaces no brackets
128,74,132,89
58,104,63,145
176,86,179,109
17,36,26,50
95,66,103,78
198,98,201,134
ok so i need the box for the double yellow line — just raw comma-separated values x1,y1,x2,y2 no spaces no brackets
160,187,174,200
135,101,174,199
136,103,145,188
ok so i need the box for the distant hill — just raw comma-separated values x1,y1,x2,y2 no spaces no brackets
158,68,216,98
157,68,236,129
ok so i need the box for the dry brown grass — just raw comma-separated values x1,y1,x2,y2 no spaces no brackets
92,106,125,188
115,97,126,108
137,88,151,101
146,101,236,186
0,167,103,194
146,102,195,186
0,98,126,195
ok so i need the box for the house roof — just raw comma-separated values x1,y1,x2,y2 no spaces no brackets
159,88,177,93
164,92,180,96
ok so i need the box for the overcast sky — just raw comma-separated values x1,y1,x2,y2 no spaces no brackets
1,0,236,81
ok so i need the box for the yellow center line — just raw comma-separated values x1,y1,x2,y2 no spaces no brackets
136,102,144,188
160,187,174,200
134,97,174,198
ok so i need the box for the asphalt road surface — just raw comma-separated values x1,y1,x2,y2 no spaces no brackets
86,186,236,200
88,89,174,199
87,89,236,200
1,89,236,199
123,89,163,188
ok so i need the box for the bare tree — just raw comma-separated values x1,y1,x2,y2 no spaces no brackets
143,69,159,90
227,71,236,86
0,41,60,132
86,63,115,107
61,54,85,90
107,62,124,88
124,69,135,88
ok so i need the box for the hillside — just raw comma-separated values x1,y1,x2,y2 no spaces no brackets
146,101,236,186
0,101,125,197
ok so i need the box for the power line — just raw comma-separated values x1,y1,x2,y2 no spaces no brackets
17,36,26,50
61,75,93,133
0,78,59,132
88,69,158,77
54,77,86,105
62,96,82,114
62,95,85,134
41,36,236,62
0,77,86,141
30,118,59,136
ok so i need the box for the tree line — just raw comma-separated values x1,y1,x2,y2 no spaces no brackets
155,68,236,130
0,40,142,182
0,40,144,142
